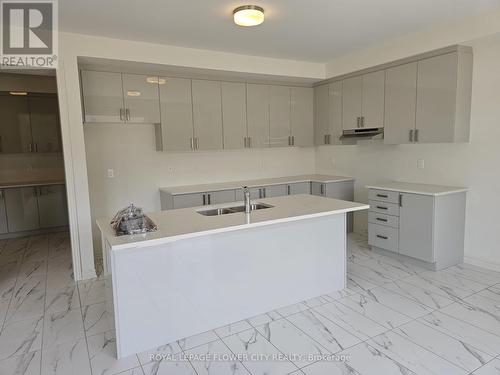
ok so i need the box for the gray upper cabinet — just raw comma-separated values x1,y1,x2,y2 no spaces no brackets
221,82,247,149
361,71,385,128
314,84,329,145
415,51,472,143
290,87,313,147
246,84,270,148
0,93,61,154
81,70,124,123
0,190,7,234
192,80,223,150
342,76,363,130
328,82,343,144
0,93,31,153
384,62,418,145
29,95,62,152
158,77,194,152
342,72,384,130
269,86,291,147
121,74,161,124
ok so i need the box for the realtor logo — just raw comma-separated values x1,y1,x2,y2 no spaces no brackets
1,0,58,68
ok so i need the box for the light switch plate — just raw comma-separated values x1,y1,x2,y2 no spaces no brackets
107,169,115,178
417,159,425,169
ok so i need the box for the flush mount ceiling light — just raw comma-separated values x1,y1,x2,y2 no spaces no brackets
233,5,264,27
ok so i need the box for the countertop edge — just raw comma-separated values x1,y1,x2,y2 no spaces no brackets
160,175,355,195
366,185,469,196
101,204,369,251
0,181,66,189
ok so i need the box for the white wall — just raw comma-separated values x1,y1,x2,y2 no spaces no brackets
57,31,324,280
84,125,315,250
317,34,500,269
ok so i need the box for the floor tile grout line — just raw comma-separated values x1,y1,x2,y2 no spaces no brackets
212,326,277,375
0,238,27,334
390,324,488,373
38,234,50,375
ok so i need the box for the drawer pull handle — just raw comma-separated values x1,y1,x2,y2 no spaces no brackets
376,235,388,240
376,206,388,210
376,218,388,222
376,194,388,198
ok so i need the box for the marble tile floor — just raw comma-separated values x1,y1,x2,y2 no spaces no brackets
2,232,500,374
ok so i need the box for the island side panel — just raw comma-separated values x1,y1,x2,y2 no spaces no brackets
110,213,346,358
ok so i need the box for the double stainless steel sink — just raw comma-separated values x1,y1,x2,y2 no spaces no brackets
197,203,273,216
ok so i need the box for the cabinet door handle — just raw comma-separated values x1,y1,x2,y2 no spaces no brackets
409,129,414,142
202,194,206,205
28,143,33,152
248,137,251,148
376,194,388,198
323,134,327,144
376,206,388,210
287,185,291,195
376,235,388,240
119,108,124,121
258,189,262,199
414,129,419,142
244,137,248,148
190,138,194,150
263,188,266,198
291,136,295,146
399,194,402,207
376,217,388,222
207,194,211,205
125,108,131,121
0,190,4,200
327,134,331,144
34,143,38,152
361,116,365,127
320,184,324,195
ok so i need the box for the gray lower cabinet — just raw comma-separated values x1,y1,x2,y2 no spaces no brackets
311,181,354,231
37,185,69,228
287,182,310,195
4,187,39,232
368,188,466,269
0,190,8,234
2,184,68,235
171,190,236,209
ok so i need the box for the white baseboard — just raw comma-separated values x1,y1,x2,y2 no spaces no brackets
464,256,500,273
79,268,98,281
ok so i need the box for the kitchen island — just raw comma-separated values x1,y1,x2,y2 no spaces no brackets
97,194,368,358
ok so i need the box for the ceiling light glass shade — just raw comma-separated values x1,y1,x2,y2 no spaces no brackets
233,5,264,27
9,91,27,95
127,91,141,97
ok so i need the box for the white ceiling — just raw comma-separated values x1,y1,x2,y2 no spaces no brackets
60,0,500,63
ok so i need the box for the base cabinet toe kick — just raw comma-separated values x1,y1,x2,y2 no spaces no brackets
367,185,467,270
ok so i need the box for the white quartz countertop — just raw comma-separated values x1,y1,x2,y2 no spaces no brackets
97,194,368,251
160,174,354,195
366,181,468,196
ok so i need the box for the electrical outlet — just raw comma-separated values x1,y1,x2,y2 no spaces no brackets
107,169,115,178
417,159,425,169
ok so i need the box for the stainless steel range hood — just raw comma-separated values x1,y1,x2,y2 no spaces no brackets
340,128,384,140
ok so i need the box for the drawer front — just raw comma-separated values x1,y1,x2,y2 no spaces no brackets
368,189,400,204
368,223,399,253
369,200,400,216
368,212,399,228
